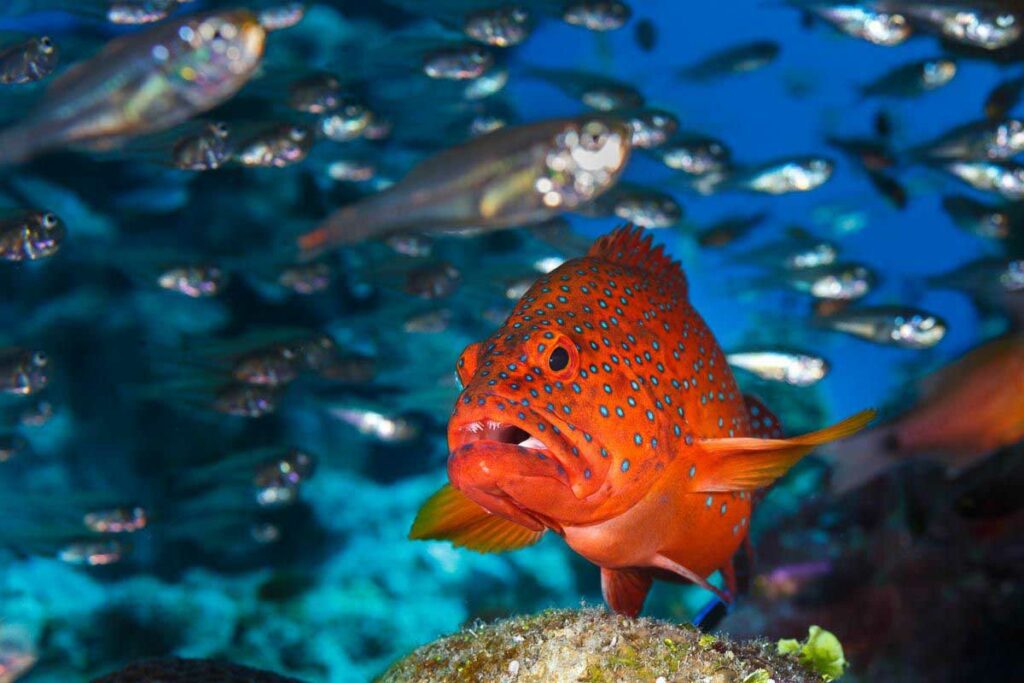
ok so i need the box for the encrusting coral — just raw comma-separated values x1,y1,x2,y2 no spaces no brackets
378,608,828,683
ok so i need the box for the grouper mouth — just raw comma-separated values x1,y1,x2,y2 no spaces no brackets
447,397,599,529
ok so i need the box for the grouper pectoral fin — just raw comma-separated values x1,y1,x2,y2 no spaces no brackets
693,410,877,492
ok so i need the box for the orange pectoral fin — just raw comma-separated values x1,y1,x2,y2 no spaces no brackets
408,484,545,553
694,409,877,492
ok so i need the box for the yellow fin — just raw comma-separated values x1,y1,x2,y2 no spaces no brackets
695,409,876,492
408,484,545,553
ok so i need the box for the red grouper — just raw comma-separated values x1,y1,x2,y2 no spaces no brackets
410,225,874,617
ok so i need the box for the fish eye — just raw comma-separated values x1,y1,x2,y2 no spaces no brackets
39,36,54,52
289,126,308,141
580,121,610,149
212,122,230,137
41,212,58,228
548,346,569,371
31,351,47,366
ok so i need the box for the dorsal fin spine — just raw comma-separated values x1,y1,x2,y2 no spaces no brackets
588,224,688,297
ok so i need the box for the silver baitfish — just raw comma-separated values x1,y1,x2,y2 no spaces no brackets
258,2,307,31
817,305,947,349
0,36,59,85
612,108,678,149
171,121,232,171
0,348,48,396
254,449,316,507
860,57,956,99
941,195,1011,239
83,506,148,533
157,264,229,298
562,0,632,31
943,160,1024,200
235,124,313,168
57,539,125,566
422,44,494,80
0,210,64,262
802,4,911,46
652,133,731,175
702,156,833,195
464,6,532,46
298,117,632,252
0,10,265,165
786,262,875,300
910,119,1024,161
726,349,830,387
889,1,1021,50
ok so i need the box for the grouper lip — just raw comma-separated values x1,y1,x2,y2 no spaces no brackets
448,395,580,487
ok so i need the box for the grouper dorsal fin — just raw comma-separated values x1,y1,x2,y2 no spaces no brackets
588,224,688,298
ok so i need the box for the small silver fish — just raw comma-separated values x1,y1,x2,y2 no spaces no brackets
0,10,265,165
235,124,312,168
298,117,632,252
330,406,420,442
58,539,125,566
654,134,731,175
562,0,632,31
942,195,1011,239
422,44,493,80
171,121,231,171
254,449,316,506
861,57,956,98
710,157,833,195
213,383,279,418
464,6,532,47
319,100,373,142
615,108,678,149
0,210,64,261
278,261,332,294
106,0,180,24
897,2,1021,50
404,308,453,333
251,522,281,543
818,306,947,348
288,73,344,114
258,2,306,31
0,36,59,85
526,67,643,111
83,506,148,533
157,264,227,297
19,399,53,428
913,119,1024,161
930,257,1024,294
807,5,910,46
0,348,48,396
786,262,875,300
679,40,780,81
727,349,830,387
405,262,462,299
944,160,1024,200
232,345,300,386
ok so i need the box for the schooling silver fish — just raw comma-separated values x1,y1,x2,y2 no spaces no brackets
0,36,59,85
562,0,631,31
942,195,1011,239
0,210,64,262
726,349,830,387
701,156,833,195
801,3,911,46
817,305,947,349
943,160,1024,200
653,133,731,175
860,57,956,99
464,6,532,46
910,119,1024,161
0,348,48,395
0,10,265,165
298,117,632,253
171,121,232,171
883,0,1021,50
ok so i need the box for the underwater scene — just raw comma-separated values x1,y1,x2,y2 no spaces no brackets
0,0,1022,681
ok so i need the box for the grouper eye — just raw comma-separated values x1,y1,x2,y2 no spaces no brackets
549,346,569,371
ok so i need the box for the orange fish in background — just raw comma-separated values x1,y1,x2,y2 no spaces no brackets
410,225,874,617
824,333,1024,495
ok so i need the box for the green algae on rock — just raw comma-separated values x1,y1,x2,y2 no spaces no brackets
378,608,825,683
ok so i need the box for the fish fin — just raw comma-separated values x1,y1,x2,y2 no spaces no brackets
743,394,784,439
695,409,877,492
588,224,688,297
650,553,732,604
409,485,545,553
600,567,653,618
817,425,897,495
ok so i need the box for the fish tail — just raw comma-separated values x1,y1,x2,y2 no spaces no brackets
818,426,895,495
297,203,380,256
